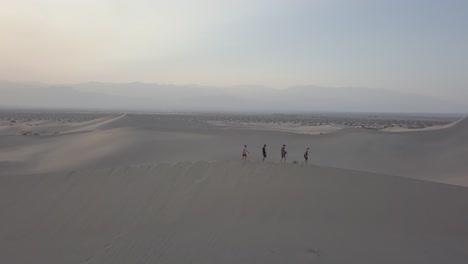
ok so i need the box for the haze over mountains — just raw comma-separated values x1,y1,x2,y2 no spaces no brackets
1,81,466,113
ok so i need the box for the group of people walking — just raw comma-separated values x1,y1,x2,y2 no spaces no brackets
242,144,310,164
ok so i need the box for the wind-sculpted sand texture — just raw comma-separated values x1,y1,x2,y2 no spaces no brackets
1,161,467,264
1,113,467,186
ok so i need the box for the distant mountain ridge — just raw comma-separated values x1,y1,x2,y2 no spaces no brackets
0,81,466,113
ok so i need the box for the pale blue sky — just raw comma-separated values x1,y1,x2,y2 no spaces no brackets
1,0,467,101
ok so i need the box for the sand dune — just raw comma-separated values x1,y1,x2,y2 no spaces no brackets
1,114,467,186
0,114,123,136
207,120,342,135
1,161,467,264
380,115,468,132
1,113,468,263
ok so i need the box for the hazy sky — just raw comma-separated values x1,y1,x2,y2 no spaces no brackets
1,0,467,100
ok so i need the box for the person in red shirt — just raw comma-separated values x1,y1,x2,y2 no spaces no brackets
241,145,249,160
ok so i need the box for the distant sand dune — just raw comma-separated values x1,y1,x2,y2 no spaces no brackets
1,161,467,264
207,120,342,135
66,114,128,133
380,116,468,132
1,115,468,186
0,114,123,136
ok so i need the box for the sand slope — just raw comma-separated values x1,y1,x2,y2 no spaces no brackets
1,114,468,186
1,161,467,264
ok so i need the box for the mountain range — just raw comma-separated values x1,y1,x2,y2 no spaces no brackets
1,81,466,113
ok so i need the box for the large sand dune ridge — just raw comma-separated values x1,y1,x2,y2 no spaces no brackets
1,114,468,186
1,161,467,264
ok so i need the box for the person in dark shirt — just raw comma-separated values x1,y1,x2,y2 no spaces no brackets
281,144,287,162
302,147,310,164
262,144,267,161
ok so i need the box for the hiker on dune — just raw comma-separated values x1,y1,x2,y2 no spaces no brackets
302,147,310,164
241,145,249,160
281,144,287,162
